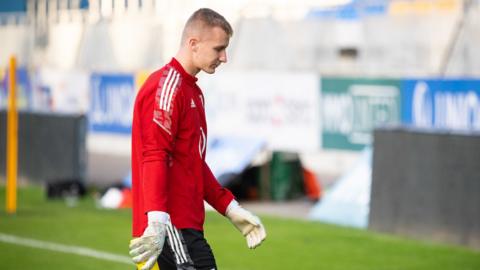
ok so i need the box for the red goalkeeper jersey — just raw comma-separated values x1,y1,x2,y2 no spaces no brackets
131,58,234,237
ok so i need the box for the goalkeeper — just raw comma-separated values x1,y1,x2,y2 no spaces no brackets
129,8,266,270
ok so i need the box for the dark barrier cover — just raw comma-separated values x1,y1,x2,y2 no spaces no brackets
0,111,86,183
369,127,480,249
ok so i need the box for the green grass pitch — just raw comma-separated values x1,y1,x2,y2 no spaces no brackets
0,186,479,270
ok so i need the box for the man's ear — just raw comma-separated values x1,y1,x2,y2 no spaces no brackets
189,38,199,52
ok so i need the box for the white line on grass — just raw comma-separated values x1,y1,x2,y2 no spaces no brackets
0,233,132,265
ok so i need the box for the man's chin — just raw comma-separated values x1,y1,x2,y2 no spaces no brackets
203,68,216,74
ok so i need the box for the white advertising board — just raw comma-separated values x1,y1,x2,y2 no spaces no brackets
199,71,320,152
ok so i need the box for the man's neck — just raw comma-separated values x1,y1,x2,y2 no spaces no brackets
175,51,200,76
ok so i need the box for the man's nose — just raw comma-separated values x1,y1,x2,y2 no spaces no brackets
219,51,227,63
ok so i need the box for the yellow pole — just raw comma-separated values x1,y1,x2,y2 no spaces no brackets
6,56,18,214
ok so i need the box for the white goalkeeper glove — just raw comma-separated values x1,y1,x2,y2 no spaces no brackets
226,200,267,249
129,211,169,270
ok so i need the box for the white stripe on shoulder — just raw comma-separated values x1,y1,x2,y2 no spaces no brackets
158,68,174,110
161,70,179,111
161,71,178,110
166,73,180,111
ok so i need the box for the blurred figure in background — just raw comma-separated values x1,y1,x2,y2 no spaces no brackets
129,8,266,270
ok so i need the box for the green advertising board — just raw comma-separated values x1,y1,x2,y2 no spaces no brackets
321,78,401,151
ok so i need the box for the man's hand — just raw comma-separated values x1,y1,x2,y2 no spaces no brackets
226,201,267,249
129,212,169,270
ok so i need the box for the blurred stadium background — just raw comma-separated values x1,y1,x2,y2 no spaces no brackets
0,0,479,269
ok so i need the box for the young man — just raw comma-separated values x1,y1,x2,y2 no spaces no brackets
129,8,267,270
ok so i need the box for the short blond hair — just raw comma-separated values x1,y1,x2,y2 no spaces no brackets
181,8,233,43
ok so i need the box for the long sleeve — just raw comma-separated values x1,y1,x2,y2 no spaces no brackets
140,74,183,214
203,162,235,215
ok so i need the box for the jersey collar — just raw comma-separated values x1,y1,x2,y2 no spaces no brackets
169,57,198,85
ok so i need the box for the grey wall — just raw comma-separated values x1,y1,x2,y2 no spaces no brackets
369,127,480,250
0,111,87,183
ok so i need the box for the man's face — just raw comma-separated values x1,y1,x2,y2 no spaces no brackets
192,26,230,74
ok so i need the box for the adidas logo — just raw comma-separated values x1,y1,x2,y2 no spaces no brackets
191,99,196,108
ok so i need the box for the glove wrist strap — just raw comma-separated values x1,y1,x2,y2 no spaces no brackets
147,211,170,224
226,199,240,216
